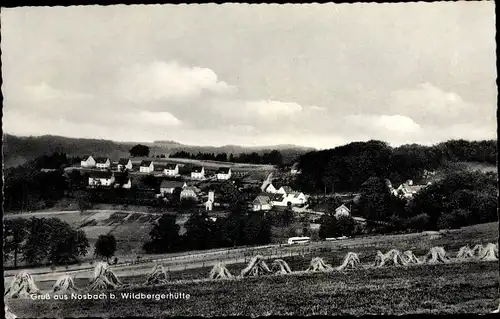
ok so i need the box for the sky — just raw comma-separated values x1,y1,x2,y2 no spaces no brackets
1,3,497,150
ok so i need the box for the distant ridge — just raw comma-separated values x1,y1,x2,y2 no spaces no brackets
3,134,315,168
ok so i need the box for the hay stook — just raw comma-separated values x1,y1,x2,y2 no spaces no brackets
401,250,423,265
52,275,79,293
424,247,450,264
5,304,17,319
336,252,361,271
271,259,292,275
241,255,272,277
306,257,333,272
373,249,406,267
144,264,170,285
88,262,122,291
476,243,498,262
4,271,41,299
456,245,475,260
209,262,233,280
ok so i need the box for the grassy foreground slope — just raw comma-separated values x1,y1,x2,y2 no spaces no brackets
8,262,498,316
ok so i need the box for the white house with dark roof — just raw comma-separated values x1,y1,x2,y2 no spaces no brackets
81,156,96,168
113,172,132,189
160,180,187,194
290,163,301,175
117,158,132,171
252,194,272,211
191,166,205,179
163,163,180,176
216,167,232,180
88,171,115,187
95,157,111,169
139,160,154,173
335,204,351,218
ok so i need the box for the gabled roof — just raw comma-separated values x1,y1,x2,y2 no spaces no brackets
192,166,204,173
95,157,109,164
160,180,185,189
164,163,179,170
118,158,130,165
82,155,93,161
217,167,231,174
290,192,304,198
140,160,153,167
253,195,271,205
114,172,131,184
335,204,350,213
271,194,285,202
89,171,114,179
280,186,293,193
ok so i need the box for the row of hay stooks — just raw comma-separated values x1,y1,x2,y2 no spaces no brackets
4,243,499,315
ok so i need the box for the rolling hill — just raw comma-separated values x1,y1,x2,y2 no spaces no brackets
2,134,315,168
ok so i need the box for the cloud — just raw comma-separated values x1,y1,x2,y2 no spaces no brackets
345,114,421,134
387,83,490,125
114,61,234,103
26,82,94,101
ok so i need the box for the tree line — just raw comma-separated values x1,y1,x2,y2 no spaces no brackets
294,139,497,194
3,217,89,268
169,150,284,166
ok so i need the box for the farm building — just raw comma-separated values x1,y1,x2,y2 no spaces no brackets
88,171,115,187
114,172,132,189
95,157,111,169
335,204,351,218
180,186,198,200
285,192,307,205
264,183,277,194
191,166,205,180
271,193,288,207
139,160,155,173
394,180,426,199
163,163,180,176
276,186,294,196
290,163,301,175
160,180,187,194
117,158,132,171
216,167,232,180
252,195,272,211
81,155,96,168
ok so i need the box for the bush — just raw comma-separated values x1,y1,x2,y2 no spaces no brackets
336,215,355,237
403,213,430,232
437,209,471,230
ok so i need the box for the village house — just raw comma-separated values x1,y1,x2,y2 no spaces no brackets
163,163,180,176
271,193,289,207
117,158,133,172
95,157,111,169
88,171,115,187
216,167,232,180
139,160,154,173
160,180,187,195
113,172,132,189
205,191,215,211
191,166,205,180
395,180,426,199
285,192,307,206
334,204,351,218
276,186,294,196
81,156,96,168
290,163,301,175
180,186,198,200
252,194,272,211
264,183,277,194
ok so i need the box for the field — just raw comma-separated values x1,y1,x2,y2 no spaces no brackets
5,222,499,316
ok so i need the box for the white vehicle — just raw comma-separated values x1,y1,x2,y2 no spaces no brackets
287,236,311,245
